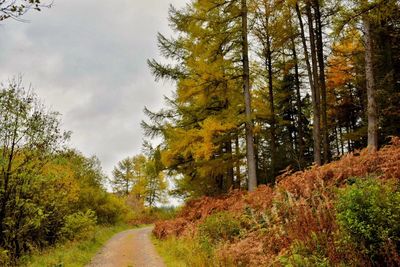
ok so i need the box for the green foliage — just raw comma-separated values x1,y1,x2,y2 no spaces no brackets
61,210,97,241
26,224,131,267
142,157,167,207
336,177,400,261
0,80,133,264
145,0,245,197
152,235,218,267
128,206,178,225
198,211,241,245
0,249,10,266
0,79,70,261
94,194,130,225
111,155,146,196
279,235,330,267
113,148,167,208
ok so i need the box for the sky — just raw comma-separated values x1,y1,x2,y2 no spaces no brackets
0,0,187,178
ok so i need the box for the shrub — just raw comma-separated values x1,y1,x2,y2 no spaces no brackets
280,235,330,267
198,211,241,244
129,206,179,225
336,177,400,262
96,194,131,224
0,249,10,266
60,210,97,241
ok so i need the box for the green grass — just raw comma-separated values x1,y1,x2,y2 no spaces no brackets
23,223,133,267
151,235,217,267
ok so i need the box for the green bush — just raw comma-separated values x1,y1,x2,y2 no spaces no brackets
60,210,97,241
198,211,241,245
279,235,330,267
336,177,400,261
96,194,131,224
0,249,10,266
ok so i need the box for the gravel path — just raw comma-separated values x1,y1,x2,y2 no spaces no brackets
86,226,165,267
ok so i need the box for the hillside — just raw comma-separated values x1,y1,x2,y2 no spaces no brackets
153,137,400,266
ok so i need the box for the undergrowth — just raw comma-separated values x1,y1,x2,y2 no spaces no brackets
152,235,219,267
153,137,400,266
23,223,131,267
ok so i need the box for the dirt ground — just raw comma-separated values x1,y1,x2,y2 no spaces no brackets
86,226,165,267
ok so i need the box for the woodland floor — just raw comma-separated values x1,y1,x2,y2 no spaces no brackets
86,226,165,267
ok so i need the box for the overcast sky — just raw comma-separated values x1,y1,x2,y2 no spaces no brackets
0,0,187,177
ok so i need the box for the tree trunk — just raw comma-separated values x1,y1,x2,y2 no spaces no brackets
305,1,322,166
225,139,234,192
363,16,378,151
264,12,277,181
291,37,305,169
235,134,241,189
295,2,321,165
241,0,257,191
313,0,329,163
334,125,340,157
339,126,344,155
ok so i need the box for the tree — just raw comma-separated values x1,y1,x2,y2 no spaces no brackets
112,150,166,208
326,27,366,155
111,156,143,196
241,0,257,191
0,0,51,22
0,78,69,260
362,11,378,151
142,148,167,208
333,0,400,151
313,0,330,163
145,1,247,196
144,0,400,200
294,2,321,166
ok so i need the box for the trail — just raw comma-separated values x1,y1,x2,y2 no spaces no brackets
86,226,165,267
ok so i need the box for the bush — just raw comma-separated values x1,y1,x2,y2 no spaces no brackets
60,210,97,241
96,194,131,224
0,249,10,266
280,236,330,267
198,211,241,244
336,177,400,262
129,206,179,225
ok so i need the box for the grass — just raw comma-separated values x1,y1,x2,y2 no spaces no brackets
23,223,134,267
151,235,217,267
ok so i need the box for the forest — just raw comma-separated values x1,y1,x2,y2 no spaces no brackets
145,0,400,266
143,0,400,197
0,0,399,266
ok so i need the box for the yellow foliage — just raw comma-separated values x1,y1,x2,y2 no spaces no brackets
326,28,364,90
161,117,235,167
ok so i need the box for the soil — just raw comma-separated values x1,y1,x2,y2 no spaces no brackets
86,226,165,267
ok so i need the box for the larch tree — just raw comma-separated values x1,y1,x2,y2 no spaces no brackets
362,8,378,151
111,157,136,196
111,155,147,196
145,0,253,196
144,0,400,199
313,0,330,163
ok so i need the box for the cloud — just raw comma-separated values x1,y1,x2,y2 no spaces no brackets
0,0,186,176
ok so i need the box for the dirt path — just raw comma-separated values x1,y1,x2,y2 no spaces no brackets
86,226,165,267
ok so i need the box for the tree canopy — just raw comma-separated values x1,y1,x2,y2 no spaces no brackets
144,0,400,199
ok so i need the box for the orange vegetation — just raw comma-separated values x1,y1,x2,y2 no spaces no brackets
154,137,400,265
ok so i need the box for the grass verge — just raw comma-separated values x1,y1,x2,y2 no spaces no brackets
152,235,217,267
23,223,133,267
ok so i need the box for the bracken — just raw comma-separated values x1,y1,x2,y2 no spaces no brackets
153,137,400,266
